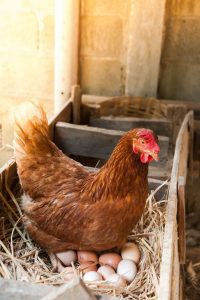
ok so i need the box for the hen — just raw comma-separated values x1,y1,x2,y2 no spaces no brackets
13,103,160,268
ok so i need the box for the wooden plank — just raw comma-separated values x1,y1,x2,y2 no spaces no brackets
0,278,56,300
90,116,172,137
41,278,96,300
158,111,193,300
72,85,82,125
178,178,186,264
171,230,180,300
48,98,72,140
54,122,169,165
162,99,200,120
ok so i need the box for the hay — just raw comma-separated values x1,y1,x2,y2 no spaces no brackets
0,174,168,299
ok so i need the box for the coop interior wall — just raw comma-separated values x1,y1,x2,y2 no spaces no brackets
0,0,200,149
159,0,200,102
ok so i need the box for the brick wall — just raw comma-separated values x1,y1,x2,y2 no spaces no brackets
80,0,130,96
159,0,200,101
80,0,166,98
0,0,54,102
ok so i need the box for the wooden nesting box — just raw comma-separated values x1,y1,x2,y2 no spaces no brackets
0,86,193,300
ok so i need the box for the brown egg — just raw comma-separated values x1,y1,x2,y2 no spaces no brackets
97,265,115,280
61,267,77,281
56,250,77,266
121,242,140,264
99,253,122,270
77,251,98,263
79,261,97,274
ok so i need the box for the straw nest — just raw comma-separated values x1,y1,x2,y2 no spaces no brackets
0,175,168,299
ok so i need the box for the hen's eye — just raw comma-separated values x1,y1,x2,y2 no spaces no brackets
141,140,146,145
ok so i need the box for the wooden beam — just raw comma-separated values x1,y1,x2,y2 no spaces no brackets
0,278,56,300
158,111,193,300
48,99,72,140
178,177,186,265
90,116,172,137
41,278,96,300
72,85,82,125
54,122,169,166
125,0,167,96
54,0,80,113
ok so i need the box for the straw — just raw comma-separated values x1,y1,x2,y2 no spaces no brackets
0,175,168,298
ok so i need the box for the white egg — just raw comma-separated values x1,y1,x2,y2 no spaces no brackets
106,273,127,288
56,250,77,266
121,242,140,264
62,267,76,281
83,271,102,282
117,259,137,282
97,265,115,279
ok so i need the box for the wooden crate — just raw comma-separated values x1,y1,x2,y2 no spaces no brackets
0,87,193,299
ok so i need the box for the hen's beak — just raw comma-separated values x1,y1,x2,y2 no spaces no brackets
151,152,159,161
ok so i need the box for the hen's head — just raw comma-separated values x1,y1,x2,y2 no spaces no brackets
131,128,160,164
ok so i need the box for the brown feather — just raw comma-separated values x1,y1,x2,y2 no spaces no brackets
14,103,156,252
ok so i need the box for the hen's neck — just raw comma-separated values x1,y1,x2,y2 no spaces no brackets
94,136,148,198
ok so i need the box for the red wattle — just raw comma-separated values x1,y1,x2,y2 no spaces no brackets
140,153,153,164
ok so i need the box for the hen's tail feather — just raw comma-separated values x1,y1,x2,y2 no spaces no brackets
13,102,60,162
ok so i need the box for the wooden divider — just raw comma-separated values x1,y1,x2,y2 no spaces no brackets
54,122,169,166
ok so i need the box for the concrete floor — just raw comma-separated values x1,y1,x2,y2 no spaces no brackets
0,96,53,167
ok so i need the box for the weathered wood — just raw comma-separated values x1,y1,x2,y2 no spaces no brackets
0,278,56,300
90,116,172,137
178,178,186,264
158,111,193,300
194,120,200,161
49,98,72,140
0,159,17,195
54,122,169,166
171,229,180,300
72,85,82,124
41,278,96,300
162,99,200,120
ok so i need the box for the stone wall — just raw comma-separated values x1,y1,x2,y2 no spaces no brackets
0,0,54,102
159,0,200,101
80,0,130,96
80,0,166,98
0,0,200,106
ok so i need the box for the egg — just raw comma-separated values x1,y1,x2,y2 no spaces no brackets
121,242,140,264
117,259,137,282
83,271,102,282
99,253,122,270
77,251,98,263
106,273,127,288
97,265,115,279
56,250,77,266
79,261,97,274
62,267,76,281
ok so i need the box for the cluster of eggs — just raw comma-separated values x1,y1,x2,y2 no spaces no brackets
57,242,140,288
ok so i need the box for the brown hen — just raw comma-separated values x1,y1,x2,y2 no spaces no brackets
13,103,160,265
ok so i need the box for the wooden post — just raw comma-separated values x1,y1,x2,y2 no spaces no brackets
54,0,80,113
125,0,167,97
178,176,186,265
72,85,82,124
